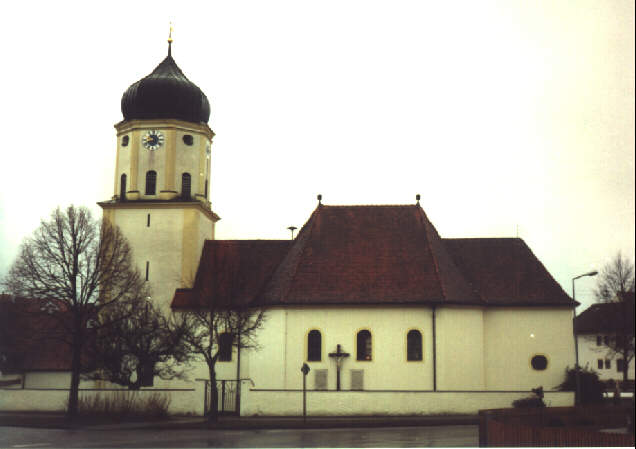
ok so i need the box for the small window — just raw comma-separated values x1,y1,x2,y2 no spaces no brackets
145,261,149,281
120,174,127,201
182,134,194,146
407,330,423,361
121,135,129,146
145,171,157,195
356,330,372,361
604,336,610,345
219,333,232,362
147,214,150,227
307,330,321,362
617,359,624,373
182,173,191,199
204,179,209,199
605,359,611,369
598,359,604,370
531,355,548,370
596,336,602,346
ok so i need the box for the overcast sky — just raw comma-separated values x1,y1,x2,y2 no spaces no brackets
1,1,634,311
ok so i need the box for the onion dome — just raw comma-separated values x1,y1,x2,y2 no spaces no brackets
121,47,210,124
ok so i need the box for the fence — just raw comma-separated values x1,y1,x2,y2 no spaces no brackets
479,405,634,447
204,380,239,415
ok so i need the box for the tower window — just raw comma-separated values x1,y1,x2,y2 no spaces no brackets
145,171,157,195
120,174,127,201
356,330,372,361
407,330,423,361
182,173,191,200
121,135,129,146
307,330,322,362
182,134,194,146
205,179,209,199
147,214,150,227
145,261,149,281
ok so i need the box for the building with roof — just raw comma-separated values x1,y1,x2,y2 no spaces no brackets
574,292,635,382
92,41,577,415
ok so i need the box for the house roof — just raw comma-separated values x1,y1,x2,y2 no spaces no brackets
575,294,635,334
171,204,574,309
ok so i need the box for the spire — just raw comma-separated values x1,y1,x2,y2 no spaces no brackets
167,22,174,57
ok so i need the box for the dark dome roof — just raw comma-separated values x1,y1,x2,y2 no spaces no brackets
121,53,210,124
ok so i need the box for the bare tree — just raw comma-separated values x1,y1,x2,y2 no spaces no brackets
2,206,151,418
172,249,265,422
87,295,192,390
594,251,634,302
593,252,635,382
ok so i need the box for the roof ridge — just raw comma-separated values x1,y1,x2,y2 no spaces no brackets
415,207,447,300
320,204,419,208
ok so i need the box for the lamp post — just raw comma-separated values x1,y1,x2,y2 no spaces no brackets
572,270,598,406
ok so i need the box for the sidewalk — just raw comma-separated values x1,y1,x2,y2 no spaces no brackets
0,411,478,431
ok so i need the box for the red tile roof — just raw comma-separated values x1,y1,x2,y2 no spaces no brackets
171,204,574,309
444,238,573,306
171,240,291,309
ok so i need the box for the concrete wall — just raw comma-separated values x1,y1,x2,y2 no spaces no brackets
0,388,204,415
242,390,574,416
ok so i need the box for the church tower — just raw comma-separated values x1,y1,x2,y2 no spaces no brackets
100,38,219,312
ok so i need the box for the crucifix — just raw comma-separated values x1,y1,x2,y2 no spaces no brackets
328,344,350,391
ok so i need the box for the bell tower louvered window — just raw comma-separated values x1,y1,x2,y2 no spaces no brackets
145,171,157,195
182,173,191,199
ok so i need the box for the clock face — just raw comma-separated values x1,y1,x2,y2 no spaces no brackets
142,130,164,151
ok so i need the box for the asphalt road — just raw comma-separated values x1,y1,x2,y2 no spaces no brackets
1,425,479,448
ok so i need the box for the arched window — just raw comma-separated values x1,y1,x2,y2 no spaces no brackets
219,333,233,362
145,171,157,195
356,330,372,361
181,173,191,199
120,174,127,201
407,330,422,361
307,330,321,362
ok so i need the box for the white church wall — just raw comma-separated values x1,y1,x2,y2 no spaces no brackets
483,308,575,390
249,306,435,391
435,307,485,390
241,389,575,416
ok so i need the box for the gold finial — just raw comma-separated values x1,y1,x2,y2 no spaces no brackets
168,22,174,56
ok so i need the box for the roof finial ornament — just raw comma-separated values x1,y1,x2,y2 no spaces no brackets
317,194,322,205
416,194,421,205
168,22,174,57
287,226,297,240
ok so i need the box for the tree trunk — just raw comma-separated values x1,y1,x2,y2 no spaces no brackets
67,339,82,420
208,367,219,422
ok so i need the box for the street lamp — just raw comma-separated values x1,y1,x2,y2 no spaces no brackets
572,270,598,406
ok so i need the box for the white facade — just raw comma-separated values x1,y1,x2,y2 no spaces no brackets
577,334,635,381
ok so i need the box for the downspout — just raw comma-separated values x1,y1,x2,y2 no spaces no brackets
432,305,437,391
236,328,241,415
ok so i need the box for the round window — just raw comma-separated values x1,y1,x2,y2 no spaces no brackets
121,135,129,146
531,355,548,370
182,134,194,146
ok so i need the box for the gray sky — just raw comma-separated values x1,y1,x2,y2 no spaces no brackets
1,0,634,311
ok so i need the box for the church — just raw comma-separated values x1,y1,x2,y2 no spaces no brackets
96,40,577,416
